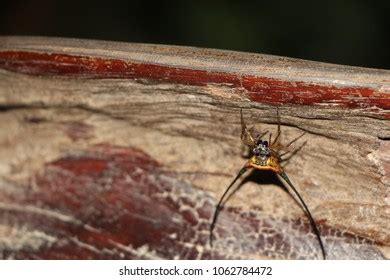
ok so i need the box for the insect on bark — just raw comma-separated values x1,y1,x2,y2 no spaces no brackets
209,109,326,260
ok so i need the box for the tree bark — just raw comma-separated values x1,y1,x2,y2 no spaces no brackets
0,36,389,259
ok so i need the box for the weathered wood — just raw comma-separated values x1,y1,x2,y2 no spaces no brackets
0,36,389,260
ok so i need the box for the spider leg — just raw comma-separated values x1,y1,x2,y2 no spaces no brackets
254,130,269,143
280,140,307,163
240,109,256,147
271,107,281,146
272,131,281,146
285,132,306,147
280,151,290,157
210,166,248,247
279,172,326,260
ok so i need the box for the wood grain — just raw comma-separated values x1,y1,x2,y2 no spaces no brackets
0,36,389,259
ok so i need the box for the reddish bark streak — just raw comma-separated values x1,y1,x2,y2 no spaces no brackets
51,158,107,175
0,144,381,259
0,51,388,111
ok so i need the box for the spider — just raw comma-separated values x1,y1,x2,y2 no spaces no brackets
209,108,326,260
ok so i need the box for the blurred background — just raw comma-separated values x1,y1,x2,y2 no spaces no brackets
1,0,389,69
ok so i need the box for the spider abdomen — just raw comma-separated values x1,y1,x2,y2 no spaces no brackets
246,155,282,173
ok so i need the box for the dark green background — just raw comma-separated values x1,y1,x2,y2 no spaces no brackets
1,0,389,69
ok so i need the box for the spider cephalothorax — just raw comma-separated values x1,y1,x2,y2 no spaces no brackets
253,140,270,159
209,108,326,260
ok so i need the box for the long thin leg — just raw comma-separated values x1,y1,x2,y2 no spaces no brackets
272,130,281,146
280,141,307,162
279,172,326,260
241,109,257,147
272,107,281,145
285,132,305,147
209,167,247,247
254,130,269,144
240,108,245,129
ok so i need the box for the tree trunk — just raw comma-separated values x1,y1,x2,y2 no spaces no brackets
0,36,388,259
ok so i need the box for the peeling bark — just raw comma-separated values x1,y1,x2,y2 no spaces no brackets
0,36,389,259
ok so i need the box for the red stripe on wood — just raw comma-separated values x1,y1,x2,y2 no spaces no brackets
0,51,388,110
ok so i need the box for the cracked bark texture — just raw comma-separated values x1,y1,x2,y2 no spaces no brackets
0,36,389,260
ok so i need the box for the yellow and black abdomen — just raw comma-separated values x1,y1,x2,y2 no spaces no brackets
246,155,283,173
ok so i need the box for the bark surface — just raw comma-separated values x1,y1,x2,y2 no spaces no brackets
0,36,389,259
